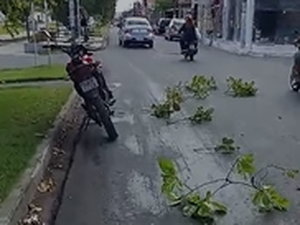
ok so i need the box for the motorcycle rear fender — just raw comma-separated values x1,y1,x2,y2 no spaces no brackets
81,88,100,101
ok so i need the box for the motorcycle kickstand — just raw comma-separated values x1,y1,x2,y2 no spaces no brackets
82,115,90,132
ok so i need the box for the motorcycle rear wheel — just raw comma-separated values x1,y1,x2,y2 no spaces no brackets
94,99,118,141
290,73,300,92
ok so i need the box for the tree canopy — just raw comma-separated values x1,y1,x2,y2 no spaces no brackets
80,0,116,22
154,0,173,12
0,0,116,36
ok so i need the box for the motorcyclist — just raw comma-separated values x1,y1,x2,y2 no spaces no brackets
291,37,300,89
178,15,198,53
80,6,89,42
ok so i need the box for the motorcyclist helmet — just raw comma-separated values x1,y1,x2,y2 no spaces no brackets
185,14,193,21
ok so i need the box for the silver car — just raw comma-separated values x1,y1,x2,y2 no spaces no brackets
118,17,154,48
165,18,185,41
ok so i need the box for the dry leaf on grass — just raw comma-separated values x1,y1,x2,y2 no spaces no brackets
34,133,45,138
21,214,45,225
28,204,42,214
21,204,43,225
53,164,63,169
37,178,54,193
52,148,66,156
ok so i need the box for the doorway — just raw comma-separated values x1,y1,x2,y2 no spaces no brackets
255,10,279,41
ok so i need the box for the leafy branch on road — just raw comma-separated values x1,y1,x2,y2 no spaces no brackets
226,76,258,97
189,106,214,124
151,85,215,125
151,75,217,122
185,75,217,99
214,137,240,154
158,154,298,224
151,85,184,119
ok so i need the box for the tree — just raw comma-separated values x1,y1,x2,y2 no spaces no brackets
52,0,117,29
80,0,116,22
154,0,173,13
0,0,57,40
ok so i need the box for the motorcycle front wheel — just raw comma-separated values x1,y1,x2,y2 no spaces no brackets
290,72,300,92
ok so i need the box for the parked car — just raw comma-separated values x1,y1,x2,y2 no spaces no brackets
164,18,185,41
154,18,171,35
118,17,154,48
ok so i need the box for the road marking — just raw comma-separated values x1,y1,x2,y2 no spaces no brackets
124,135,142,155
108,82,122,90
111,113,134,125
127,171,165,215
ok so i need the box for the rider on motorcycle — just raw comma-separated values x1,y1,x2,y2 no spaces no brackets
178,15,198,53
291,36,300,88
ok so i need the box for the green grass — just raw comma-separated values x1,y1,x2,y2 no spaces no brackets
0,64,67,83
91,23,109,37
0,23,25,36
0,25,7,35
0,85,72,203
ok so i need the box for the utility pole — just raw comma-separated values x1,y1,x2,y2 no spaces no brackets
192,0,198,26
31,1,38,66
222,0,229,40
173,0,178,18
76,0,81,40
68,0,76,42
143,0,148,18
44,0,52,65
245,0,254,50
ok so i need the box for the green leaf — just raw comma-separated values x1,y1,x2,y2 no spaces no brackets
236,154,256,179
161,175,177,194
183,204,198,217
210,201,227,215
168,196,182,207
252,186,290,212
158,157,184,204
187,193,202,205
285,169,299,179
197,201,213,218
158,157,176,175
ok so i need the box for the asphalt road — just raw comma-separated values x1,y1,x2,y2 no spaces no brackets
55,29,300,225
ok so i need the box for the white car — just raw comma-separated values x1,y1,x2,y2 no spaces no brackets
164,18,185,41
118,17,154,48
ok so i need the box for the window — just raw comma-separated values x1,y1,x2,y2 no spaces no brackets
173,20,184,28
126,20,149,26
159,19,171,27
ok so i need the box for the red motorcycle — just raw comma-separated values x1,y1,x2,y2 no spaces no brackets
61,44,118,141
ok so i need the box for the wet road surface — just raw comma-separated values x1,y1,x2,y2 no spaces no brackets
55,29,300,225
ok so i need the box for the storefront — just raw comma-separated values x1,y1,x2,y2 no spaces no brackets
254,0,300,44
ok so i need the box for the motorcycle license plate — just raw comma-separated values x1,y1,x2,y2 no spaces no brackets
79,77,99,93
190,45,196,50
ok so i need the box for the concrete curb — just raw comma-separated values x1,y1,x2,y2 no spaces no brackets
201,36,293,58
0,36,27,44
0,90,77,225
100,35,109,50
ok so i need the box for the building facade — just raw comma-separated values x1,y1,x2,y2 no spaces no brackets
254,0,300,43
178,0,192,17
221,0,300,46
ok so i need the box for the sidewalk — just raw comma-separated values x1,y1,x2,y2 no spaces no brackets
0,41,26,55
203,37,296,58
0,32,27,42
